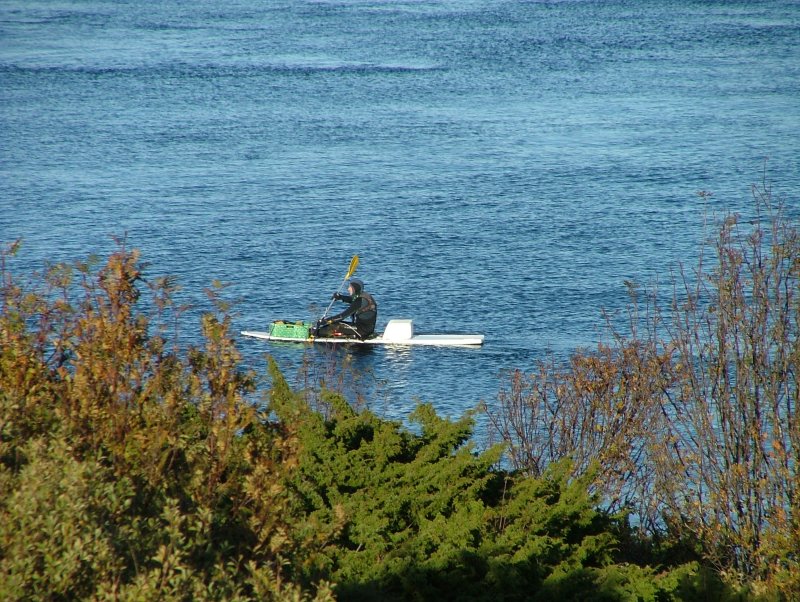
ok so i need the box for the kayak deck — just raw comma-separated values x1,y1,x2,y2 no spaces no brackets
241,319,484,347
240,331,484,346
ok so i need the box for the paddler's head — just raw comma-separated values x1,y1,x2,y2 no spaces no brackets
348,278,364,296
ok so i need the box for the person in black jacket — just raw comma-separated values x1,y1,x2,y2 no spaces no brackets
314,278,377,339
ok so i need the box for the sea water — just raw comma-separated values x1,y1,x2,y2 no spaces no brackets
2,0,798,425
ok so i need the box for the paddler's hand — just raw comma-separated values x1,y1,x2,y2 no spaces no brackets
331,292,343,300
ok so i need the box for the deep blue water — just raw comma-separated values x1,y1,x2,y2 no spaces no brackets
2,0,799,424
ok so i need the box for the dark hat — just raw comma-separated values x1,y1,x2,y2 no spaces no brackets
349,278,364,294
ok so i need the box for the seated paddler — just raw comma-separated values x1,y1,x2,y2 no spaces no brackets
314,278,378,339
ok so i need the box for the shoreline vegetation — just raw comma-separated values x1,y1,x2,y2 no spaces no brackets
1,186,798,600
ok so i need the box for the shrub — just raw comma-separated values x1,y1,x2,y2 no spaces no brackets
0,242,333,601
485,182,799,598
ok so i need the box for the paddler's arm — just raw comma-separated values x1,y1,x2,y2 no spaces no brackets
332,293,354,303
320,297,360,325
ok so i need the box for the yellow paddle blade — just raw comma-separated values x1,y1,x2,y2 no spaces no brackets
346,254,359,279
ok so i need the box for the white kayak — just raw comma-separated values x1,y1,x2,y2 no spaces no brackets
241,319,484,347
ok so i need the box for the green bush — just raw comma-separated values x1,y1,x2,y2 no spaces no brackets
267,363,721,601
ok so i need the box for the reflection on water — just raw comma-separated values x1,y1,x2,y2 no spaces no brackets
258,339,488,427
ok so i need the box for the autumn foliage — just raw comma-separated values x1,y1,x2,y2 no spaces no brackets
486,185,799,599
